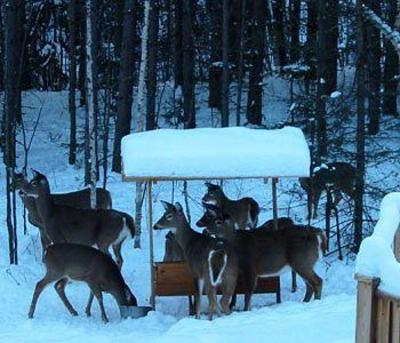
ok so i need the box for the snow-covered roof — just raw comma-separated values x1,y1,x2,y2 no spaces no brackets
121,126,310,181
356,193,400,297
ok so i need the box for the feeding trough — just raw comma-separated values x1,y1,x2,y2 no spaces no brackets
121,126,311,309
120,305,152,319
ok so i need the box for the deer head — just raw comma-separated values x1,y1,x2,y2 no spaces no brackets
153,201,186,234
20,170,50,199
202,182,225,206
202,205,235,240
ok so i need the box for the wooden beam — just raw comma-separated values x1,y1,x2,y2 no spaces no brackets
272,177,279,230
355,274,379,343
394,225,400,262
147,181,155,309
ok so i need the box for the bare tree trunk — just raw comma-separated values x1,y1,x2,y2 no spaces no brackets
207,0,222,110
112,0,137,172
221,0,229,127
289,0,300,63
86,0,97,208
273,0,287,69
246,0,267,125
383,0,398,116
3,0,21,264
354,0,366,252
366,0,381,135
134,0,151,249
174,0,183,87
182,0,195,128
146,0,158,131
235,0,246,126
68,0,77,165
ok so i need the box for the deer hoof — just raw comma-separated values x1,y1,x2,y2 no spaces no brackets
71,310,78,316
85,310,91,317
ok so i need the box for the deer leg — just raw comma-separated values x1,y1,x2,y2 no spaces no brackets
85,292,95,317
312,190,322,220
332,189,342,208
206,288,220,320
28,274,56,318
195,278,204,319
243,273,257,311
295,271,315,302
229,293,237,310
54,278,78,316
188,296,195,316
112,241,124,269
88,285,108,323
311,271,323,300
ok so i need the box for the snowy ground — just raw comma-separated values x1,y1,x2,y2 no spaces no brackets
0,90,359,342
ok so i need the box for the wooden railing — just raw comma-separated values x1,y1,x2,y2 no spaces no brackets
355,230,400,343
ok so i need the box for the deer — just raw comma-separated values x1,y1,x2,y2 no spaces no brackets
204,206,326,310
198,205,298,293
154,201,238,320
13,171,112,252
20,170,135,269
28,243,138,323
200,182,260,230
299,162,356,219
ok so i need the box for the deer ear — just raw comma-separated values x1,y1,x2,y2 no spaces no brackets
174,202,183,213
207,206,218,217
31,169,39,178
205,182,212,189
161,200,173,211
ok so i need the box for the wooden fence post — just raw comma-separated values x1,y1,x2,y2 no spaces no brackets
355,274,379,343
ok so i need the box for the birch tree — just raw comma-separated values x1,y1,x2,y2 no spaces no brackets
85,0,97,208
134,0,151,249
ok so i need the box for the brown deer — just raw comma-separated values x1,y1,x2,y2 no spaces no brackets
20,170,134,268
13,172,112,252
200,182,260,230
299,162,356,219
28,243,137,323
205,206,326,310
154,201,238,320
198,205,298,293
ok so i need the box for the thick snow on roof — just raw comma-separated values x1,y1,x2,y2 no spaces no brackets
121,126,310,180
356,193,400,297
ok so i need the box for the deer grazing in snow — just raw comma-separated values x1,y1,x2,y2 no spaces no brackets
154,201,238,320
205,206,326,310
13,171,112,252
28,243,137,323
299,162,356,219
20,170,135,268
200,182,260,230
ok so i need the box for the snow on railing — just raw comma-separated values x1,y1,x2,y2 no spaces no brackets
355,193,400,296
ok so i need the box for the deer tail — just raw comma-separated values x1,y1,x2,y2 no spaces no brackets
316,230,327,257
124,214,136,238
208,247,227,287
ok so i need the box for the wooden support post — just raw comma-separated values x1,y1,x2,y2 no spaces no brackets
147,180,155,309
272,177,278,231
394,226,400,262
355,274,379,343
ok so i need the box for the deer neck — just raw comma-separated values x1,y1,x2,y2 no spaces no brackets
173,217,197,253
218,192,231,209
35,188,55,222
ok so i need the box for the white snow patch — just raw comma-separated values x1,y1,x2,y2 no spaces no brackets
121,127,310,179
356,193,400,296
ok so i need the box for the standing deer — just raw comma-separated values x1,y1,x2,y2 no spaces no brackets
20,170,134,268
205,206,326,310
200,182,260,230
154,201,238,320
13,172,112,252
198,205,298,293
28,243,137,323
299,162,356,219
